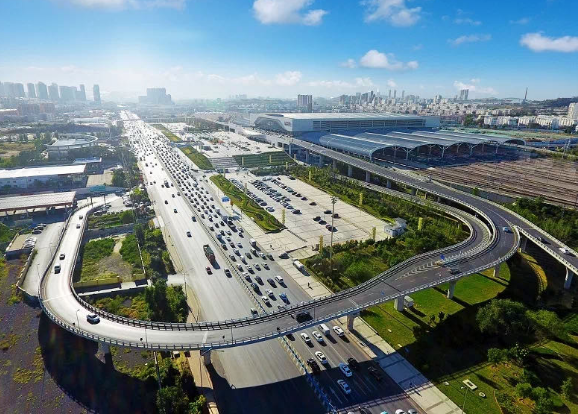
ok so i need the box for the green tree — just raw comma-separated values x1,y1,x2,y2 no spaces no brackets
533,396,554,414
561,377,574,400
120,210,134,224
112,169,126,187
156,386,190,414
476,299,532,340
189,395,206,414
487,348,508,365
515,382,533,399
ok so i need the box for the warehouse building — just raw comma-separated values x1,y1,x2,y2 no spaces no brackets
0,165,86,190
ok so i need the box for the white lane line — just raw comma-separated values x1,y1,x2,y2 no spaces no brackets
42,293,75,302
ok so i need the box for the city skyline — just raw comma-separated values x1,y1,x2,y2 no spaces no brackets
0,0,577,100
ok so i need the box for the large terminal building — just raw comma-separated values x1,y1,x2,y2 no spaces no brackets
250,112,524,162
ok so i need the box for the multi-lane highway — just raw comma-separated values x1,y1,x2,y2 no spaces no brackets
38,112,578,413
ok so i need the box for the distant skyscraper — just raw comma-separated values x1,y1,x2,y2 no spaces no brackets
393,90,397,99
59,85,76,102
36,82,49,100
568,102,578,120
93,84,101,103
138,87,173,105
27,83,36,99
48,83,59,101
76,84,86,101
388,90,391,98
0,82,4,97
15,83,25,98
297,94,313,112
401,90,405,100
459,89,469,101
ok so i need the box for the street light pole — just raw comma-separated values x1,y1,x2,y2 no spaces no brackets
461,386,469,412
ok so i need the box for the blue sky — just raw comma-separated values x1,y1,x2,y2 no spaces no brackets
1,0,577,100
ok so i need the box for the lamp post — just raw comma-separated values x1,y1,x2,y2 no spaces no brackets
460,386,469,412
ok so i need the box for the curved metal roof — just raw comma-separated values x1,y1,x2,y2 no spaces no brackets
315,130,525,159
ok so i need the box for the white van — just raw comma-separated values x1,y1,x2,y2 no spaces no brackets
250,238,257,247
275,275,284,285
251,248,258,256
319,324,330,336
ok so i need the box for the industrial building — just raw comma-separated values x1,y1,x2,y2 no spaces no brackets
0,165,86,189
250,112,439,136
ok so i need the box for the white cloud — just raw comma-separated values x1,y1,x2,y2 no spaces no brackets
509,17,530,25
359,50,418,71
520,32,578,53
453,80,497,95
412,43,423,51
387,79,397,88
454,18,481,26
253,0,327,26
59,0,187,9
448,34,491,46
363,0,422,27
275,71,302,86
470,78,480,84
339,58,357,68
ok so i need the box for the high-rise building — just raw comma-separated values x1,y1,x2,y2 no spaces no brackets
36,82,49,100
27,83,36,99
568,103,578,120
138,87,173,105
76,84,86,101
402,90,405,100
93,84,101,103
15,83,25,98
459,89,469,101
59,85,76,102
0,82,4,97
48,83,59,101
388,90,391,98
393,90,397,99
297,94,313,112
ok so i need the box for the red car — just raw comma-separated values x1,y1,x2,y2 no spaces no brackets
206,266,212,274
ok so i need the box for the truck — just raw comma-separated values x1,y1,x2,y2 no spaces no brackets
203,244,216,264
250,238,257,248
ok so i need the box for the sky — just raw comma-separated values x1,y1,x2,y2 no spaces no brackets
1,0,577,101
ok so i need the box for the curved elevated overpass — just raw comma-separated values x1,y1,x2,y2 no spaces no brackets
38,134,578,352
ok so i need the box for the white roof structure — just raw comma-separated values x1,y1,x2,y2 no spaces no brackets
0,191,77,212
0,165,86,180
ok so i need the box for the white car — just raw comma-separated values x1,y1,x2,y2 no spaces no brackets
395,410,406,414
300,333,312,344
339,362,352,377
337,379,351,395
333,326,345,337
315,351,327,364
262,262,269,269
311,330,324,343
559,247,570,254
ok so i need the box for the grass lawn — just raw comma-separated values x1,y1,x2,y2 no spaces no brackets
232,151,294,168
88,292,149,320
152,124,181,142
78,238,117,281
210,174,284,232
180,146,213,170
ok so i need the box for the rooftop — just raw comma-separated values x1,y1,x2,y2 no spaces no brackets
0,191,76,212
0,165,86,180
73,157,103,164
263,112,424,120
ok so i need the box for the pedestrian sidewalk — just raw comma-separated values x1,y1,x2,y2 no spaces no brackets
275,255,462,414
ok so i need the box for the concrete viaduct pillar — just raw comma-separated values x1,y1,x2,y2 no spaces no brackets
447,280,457,299
347,165,353,177
288,144,293,156
202,349,212,366
565,268,574,290
305,150,310,163
318,155,324,167
394,297,404,312
493,264,501,278
365,171,371,183
346,312,360,331
99,342,111,355
386,179,392,189
332,159,337,170
410,188,417,196
519,236,528,253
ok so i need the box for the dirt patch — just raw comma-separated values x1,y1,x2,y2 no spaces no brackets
95,237,134,282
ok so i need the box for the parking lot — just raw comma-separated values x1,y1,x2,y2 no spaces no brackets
197,131,280,159
224,172,388,257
